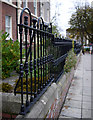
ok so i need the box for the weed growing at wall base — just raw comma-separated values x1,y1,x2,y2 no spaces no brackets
64,49,77,73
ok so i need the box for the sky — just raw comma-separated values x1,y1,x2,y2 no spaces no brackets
50,0,93,37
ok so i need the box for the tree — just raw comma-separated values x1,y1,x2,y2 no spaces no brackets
66,5,93,45
52,25,60,36
51,1,63,37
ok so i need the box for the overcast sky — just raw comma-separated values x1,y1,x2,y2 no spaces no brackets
50,0,93,37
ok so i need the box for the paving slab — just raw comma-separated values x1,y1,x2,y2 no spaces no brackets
68,88,82,95
83,92,91,96
59,115,72,118
64,100,81,109
83,87,91,91
71,81,83,87
83,95,93,102
60,107,81,118
82,109,91,118
66,94,82,101
69,86,82,92
82,101,92,110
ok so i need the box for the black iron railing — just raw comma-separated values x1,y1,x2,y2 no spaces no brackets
14,8,81,115
74,43,82,55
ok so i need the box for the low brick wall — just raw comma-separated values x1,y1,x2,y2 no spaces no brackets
46,68,74,118
2,53,81,119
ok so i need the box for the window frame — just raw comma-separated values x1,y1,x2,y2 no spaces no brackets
5,15,12,40
23,0,28,8
34,0,37,16
5,0,12,3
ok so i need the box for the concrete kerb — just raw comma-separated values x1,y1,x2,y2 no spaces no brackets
2,53,81,119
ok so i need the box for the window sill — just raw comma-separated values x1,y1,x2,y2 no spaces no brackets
1,0,17,8
6,37,13,41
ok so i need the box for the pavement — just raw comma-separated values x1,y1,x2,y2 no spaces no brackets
58,53,93,119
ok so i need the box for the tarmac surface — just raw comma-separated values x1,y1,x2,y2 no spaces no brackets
59,53,93,119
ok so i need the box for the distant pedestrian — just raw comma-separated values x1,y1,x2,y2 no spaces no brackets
82,46,85,55
90,46,92,54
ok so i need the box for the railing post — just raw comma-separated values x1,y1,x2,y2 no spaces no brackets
37,21,40,94
29,25,33,102
24,16,29,107
40,23,43,91
33,18,37,98
43,23,45,88
44,24,48,86
19,23,25,113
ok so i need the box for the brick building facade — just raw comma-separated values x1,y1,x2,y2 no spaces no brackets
0,0,50,41
2,2,17,40
0,0,41,40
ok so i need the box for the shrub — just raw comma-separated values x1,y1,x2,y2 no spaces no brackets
64,49,77,73
0,82,13,92
15,76,48,93
1,31,20,79
85,48,90,51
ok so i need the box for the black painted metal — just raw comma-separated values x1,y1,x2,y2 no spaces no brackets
14,8,81,115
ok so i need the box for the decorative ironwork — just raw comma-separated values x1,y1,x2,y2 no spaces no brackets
14,8,81,115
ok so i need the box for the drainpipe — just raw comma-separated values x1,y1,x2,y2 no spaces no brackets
16,1,18,40
39,1,41,16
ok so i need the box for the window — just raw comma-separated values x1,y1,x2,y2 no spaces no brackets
41,2,44,19
20,0,22,7
23,0,27,8
47,9,49,22
34,0,37,15
5,0,12,2
5,16,12,39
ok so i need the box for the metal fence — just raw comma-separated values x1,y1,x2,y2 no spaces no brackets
14,8,81,115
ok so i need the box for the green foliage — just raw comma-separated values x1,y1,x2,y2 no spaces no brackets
1,31,20,79
85,48,90,51
84,47,90,51
67,5,93,43
52,25,60,36
0,82,13,92
0,33,2,79
64,49,77,73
